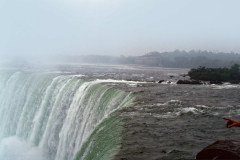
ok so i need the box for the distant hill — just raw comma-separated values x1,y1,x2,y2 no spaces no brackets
134,50,240,68
57,50,240,68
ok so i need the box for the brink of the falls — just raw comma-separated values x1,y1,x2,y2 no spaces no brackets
0,72,134,160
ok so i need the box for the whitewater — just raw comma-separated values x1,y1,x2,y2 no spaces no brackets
0,72,134,160
1,65,240,160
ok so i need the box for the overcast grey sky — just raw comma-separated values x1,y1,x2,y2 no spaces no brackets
0,0,240,61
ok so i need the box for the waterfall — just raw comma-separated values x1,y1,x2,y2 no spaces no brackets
0,72,134,160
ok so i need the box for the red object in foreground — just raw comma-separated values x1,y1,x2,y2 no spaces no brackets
196,140,240,160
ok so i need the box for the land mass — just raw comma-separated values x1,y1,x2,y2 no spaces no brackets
56,50,240,68
188,64,240,84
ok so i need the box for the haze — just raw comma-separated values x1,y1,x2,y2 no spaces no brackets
0,0,240,63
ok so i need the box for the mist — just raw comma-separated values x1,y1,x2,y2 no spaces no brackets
1,1,240,160
0,137,48,160
1,0,240,65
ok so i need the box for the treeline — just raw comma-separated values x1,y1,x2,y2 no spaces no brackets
57,50,240,68
55,55,135,64
134,50,240,68
188,64,240,83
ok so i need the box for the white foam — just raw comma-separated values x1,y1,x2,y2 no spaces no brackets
156,100,182,106
0,137,48,160
153,107,200,119
178,107,199,114
160,81,169,84
195,105,209,108
94,79,149,87
211,84,240,89
170,81,177,85
160,81,177,85
71,74,86,77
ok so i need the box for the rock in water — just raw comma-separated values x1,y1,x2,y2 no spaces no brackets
196,140,240,160
176,80,202,85
158,80,164,83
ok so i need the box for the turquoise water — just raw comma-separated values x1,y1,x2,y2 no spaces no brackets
0,72,134,160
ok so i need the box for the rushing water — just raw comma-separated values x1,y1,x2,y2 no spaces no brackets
0,72,134,160
113,83,240,160
0,65,240,160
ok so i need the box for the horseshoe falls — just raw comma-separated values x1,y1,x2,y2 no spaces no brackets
0,72,134,160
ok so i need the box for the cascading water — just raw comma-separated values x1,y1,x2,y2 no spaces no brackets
0,72,134,160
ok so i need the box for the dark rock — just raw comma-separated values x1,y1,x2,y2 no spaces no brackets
229,80,240,84
161,150,167,153
147,80,156,83
158,80,164,83
210,81,223,85
176,80,202,85
196,140,240,160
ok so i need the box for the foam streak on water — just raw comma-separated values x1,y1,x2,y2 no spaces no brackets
0,72,134,160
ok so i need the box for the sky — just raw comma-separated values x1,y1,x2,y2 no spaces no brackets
0,0,240,61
